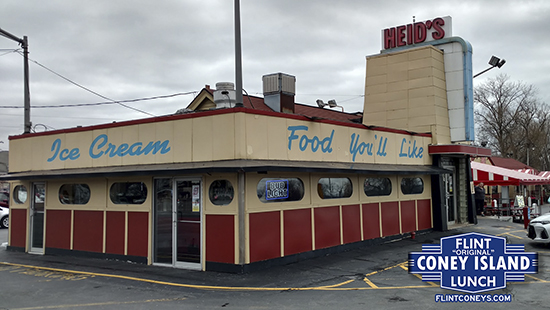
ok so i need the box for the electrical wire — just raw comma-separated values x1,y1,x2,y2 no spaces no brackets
0,92,196,109
16,51,156,116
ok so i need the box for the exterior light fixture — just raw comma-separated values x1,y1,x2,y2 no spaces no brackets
316,99,344,112
473,55,506,78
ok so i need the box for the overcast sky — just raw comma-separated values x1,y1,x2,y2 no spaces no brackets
1,0,549,150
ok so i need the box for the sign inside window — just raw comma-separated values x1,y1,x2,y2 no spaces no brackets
265,180,289,200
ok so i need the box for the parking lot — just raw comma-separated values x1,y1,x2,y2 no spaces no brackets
1,218,549,309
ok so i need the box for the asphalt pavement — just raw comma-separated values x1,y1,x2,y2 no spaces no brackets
0,216,549,309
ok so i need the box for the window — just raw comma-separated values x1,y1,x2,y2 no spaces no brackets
364,178,392,196
318,178,352,199
209,180,234,205
257,178,304,203
59,184,90,205
110,182,148,204
13,185,27,204
401,177,424,195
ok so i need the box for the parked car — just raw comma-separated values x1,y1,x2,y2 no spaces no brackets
0,191,8,208
0,206,8,229
527,213,550,243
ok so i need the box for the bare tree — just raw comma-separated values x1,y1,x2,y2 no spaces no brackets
474,74,550,170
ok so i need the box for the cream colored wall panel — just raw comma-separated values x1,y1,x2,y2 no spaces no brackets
172,118,193,162
386,99,409,113
246,172,312,212
408,105,435,118
245,114,269,159
104,127,124,167
310,174,361,206
64,131,94,169
409,57,438,71
267,117,289,160
47,178,107,211
408,86,436,99
154,122,175,164
361,175,398,202
387,70,408,83
212,115,236,160
35,135,65,171
366,63,388,77
365,83,388,95
117,125,141,166
136,123,159,165
387,80,408,92
364,92,388,105
106,177,152,212
387,108,408,120
362,111,387,127
409,77,436,89
387,90,408,102
30,136,50,171
90,129,109,167
192,117,213,162
368,101,390,113
388,51,409,64
408,67,433,80
365,74,387,87
408,47,432,60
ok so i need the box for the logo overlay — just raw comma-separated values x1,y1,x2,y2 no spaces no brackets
409,232,537,293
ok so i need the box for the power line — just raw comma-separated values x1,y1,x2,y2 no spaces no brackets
0,92,196,109
17,51,156,116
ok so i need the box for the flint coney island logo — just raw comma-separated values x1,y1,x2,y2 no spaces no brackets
408,232,538,293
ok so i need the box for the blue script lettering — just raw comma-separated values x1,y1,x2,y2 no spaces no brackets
89,134,171,159
47,138,81,162
349,133,374,162
399,138,424,158
287,126,334,153
375,135,388,157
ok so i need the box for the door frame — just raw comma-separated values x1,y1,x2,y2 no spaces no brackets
152,176,203,270
29,182,45,255
442,166,457,226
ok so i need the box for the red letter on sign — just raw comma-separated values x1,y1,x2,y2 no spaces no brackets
414,22,427,43
396,25,406,47
407,24,413,45
431,17,445,40
384,28,396,49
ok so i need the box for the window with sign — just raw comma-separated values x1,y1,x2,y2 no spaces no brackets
209,180,234,205
110,182,148,204
59,184,91,205
364,178,392,196
318,178,352,199
401,177,424,195
257,178,304,203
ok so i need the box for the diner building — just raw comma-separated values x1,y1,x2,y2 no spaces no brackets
3,16,491,272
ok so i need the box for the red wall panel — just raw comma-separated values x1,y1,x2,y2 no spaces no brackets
73,210,103,253
105,211,125,255
206,214,235,264
9,209,27,248
400,201,416,233
417,199,432,230
46,210,71,250
249,211,280,263
283,208,312,256
362,203,380,240
314,206,340,249
381,201,400,237
127,212,148,257
342,205,361,244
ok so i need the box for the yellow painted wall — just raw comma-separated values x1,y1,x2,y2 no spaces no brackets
363,46,451,144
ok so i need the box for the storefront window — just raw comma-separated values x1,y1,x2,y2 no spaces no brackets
257,178,304,203
110,182,148,204
13,185,27,204
318,178,352,199
364,178,392,196
209,180,234,205
59,184,90,205
401,177,424,195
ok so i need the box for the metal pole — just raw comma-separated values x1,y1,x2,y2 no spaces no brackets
23,36,31,133
234,0,244,107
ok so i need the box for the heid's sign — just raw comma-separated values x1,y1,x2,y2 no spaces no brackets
382,16,452,50
409,232,537,293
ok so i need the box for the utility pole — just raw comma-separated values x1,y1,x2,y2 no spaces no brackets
234,0,243,107
0,27,31,133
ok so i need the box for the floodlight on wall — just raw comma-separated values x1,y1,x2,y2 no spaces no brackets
317,99,344,112
473,55,506,78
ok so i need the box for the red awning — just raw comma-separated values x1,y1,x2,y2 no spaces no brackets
539,171,550,178
471,161,550,186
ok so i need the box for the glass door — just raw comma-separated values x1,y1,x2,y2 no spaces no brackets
443,172,456,225
153,178,202,269
30,182,45,254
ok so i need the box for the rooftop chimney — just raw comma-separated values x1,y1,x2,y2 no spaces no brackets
262,73,295,113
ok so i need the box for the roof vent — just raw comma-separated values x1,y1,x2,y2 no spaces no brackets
213,82,236,108
263,73,295,113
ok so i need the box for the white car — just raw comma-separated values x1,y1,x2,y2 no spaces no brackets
0,206,8,229
527,213,550,243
